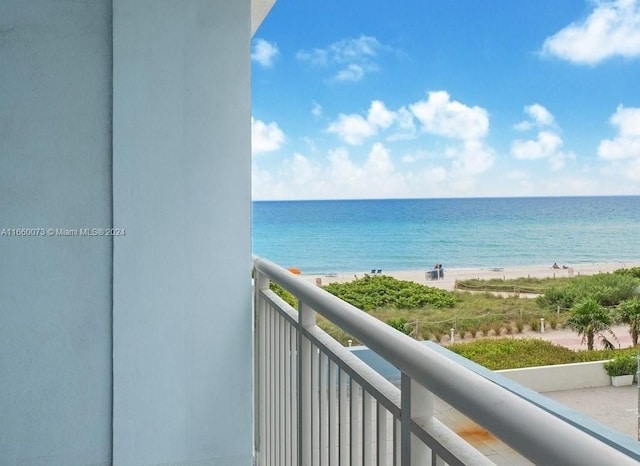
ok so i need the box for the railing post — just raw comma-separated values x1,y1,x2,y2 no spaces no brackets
254,269,270,464
298,302,316,466
401,373,433,466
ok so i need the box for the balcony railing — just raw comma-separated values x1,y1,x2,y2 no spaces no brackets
253,256,640,465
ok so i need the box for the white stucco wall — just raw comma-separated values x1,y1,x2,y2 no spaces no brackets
112,1,253,465
0,1,113,465
1,1,255,465
498,360,612,392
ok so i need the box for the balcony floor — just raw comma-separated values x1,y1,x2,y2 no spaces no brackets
434,384,638,465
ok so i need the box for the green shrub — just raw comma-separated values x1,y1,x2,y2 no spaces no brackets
387,317,412,335
614,267,640,279
538,273,640,309
449,338,637,370
604,355,637,376
323,275,456,311
270,282,297,308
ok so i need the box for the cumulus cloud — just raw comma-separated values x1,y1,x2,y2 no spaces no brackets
514,104,556,131
253,144,452,200
447,140,496,176
367,100,395,129
251,117,285,154
407,91,494,174
409,91,489,140
251,39,279,67
542,0,640,65
511,131,572,170
327,114,377,145
511,106,571,170
388,108,418,141
598,106,640,179
327,100,398,145
296,35,386,82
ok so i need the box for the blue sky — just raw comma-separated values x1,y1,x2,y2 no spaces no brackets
251,0,640,200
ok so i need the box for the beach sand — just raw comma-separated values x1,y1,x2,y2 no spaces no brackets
301,261,640,292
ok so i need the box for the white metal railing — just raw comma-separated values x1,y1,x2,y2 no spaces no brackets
253,256,640,465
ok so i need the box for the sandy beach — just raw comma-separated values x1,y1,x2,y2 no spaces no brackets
301,261,640,292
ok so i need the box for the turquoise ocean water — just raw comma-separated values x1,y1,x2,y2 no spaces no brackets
252,197,640,274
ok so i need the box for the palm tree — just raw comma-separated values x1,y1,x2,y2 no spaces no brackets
619,297,640,346
565,297,616,350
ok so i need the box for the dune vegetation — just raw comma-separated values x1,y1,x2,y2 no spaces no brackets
268,269,640,365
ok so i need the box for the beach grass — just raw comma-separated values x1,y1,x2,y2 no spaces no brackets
455,276,573,293
317,290,556,346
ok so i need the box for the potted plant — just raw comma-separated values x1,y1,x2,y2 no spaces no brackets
604,355,637,386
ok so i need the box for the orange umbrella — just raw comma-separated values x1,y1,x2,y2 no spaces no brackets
287,267,301,275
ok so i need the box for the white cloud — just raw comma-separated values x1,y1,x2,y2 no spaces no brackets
253,140,495,200
327,92,491,173
311,101,323,117
251,117,285,154
511,106,571,170
447,140,495,176
598,106,640,179
511,131,572,170
401,150,429,163
251,39,279,67
542,0,640,65
512,131,563,159
335,64,365,82
297,35,386,83
366,142,394,175
367,100,395,129
514,104,556,131
327,100,398,145
388,107,418,141
409,91,489,140
327,114,376,145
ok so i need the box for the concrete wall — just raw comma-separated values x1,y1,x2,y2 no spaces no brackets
1,1,254,465
497,361,612,392
0,1,113,465
112,1,253,465
352,343,613,392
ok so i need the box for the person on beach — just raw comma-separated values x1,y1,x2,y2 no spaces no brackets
552,262,560,269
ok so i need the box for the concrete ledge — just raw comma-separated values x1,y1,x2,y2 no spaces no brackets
497,360,611,392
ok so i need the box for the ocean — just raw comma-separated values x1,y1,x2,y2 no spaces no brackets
252,196,640,274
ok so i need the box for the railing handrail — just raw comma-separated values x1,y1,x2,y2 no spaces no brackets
254,256,640,465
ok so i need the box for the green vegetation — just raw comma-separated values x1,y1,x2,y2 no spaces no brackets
269,282,297,308
386,317,412,335
265,267,640,350
455,276,571,294
614,267,640,279
565,297,616,350
323,274,456,311
619,297,640,346
537,273,640,309
449,338,636,371
603,354,637,377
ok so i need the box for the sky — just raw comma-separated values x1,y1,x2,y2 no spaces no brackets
250,0,640,200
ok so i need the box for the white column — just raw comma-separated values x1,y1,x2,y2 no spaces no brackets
112,1,253,464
